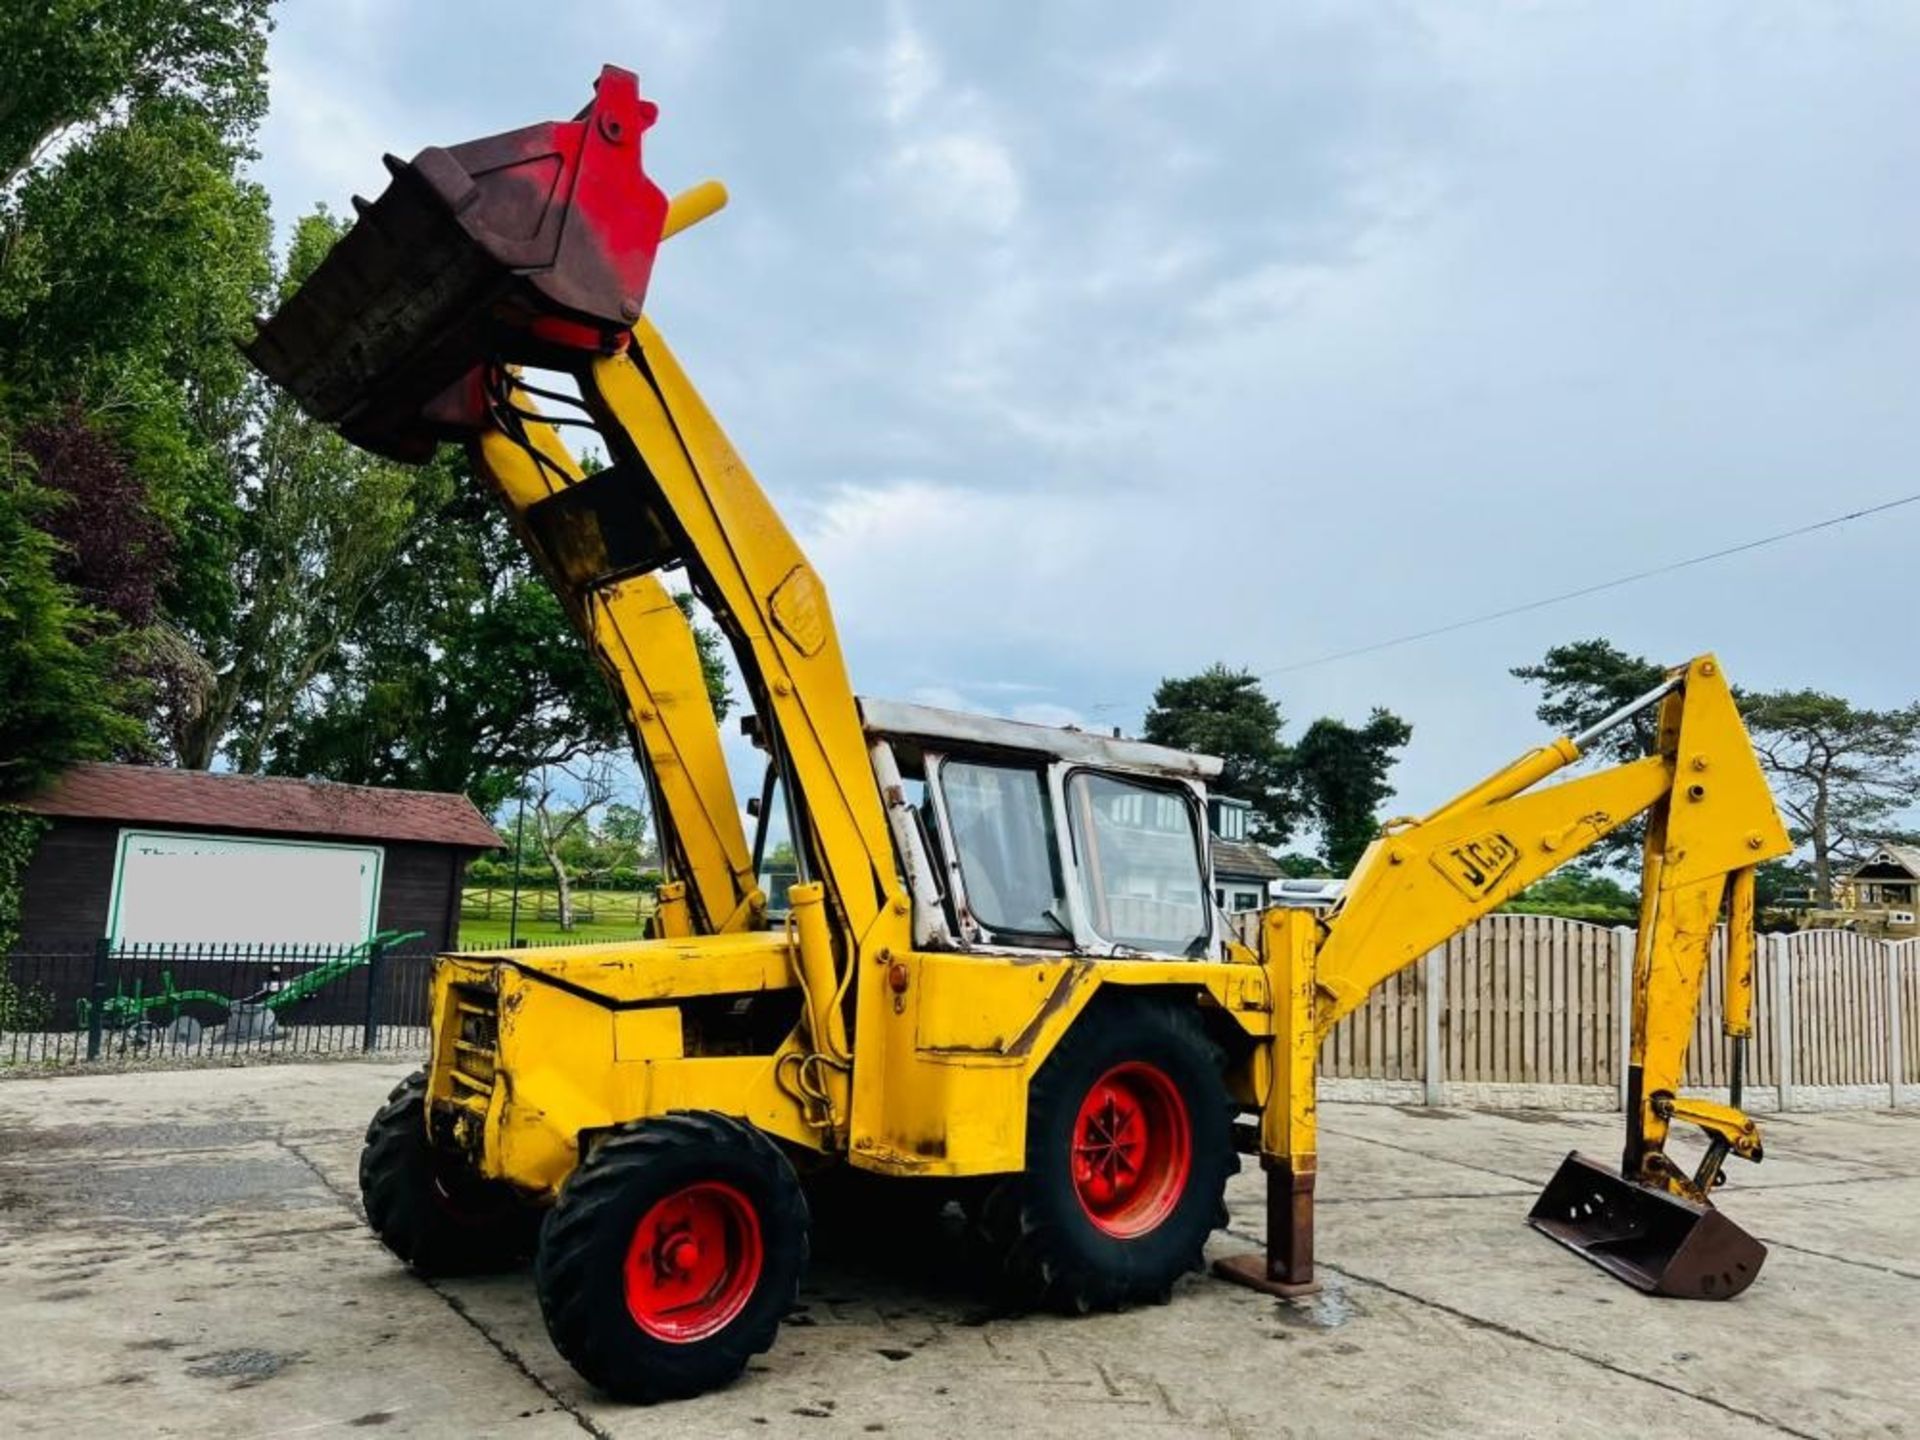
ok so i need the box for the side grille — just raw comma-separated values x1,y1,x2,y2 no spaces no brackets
447,984,499,1100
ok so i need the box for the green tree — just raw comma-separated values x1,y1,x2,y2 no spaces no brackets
527,757,618,931
0,808,50,953
0,0,270,184
0,472,145,795
1515,641,1920,903
602,801,660,874
1272,852,1330,879
1511,639,1667,763
1740,690,1920,904
1512,638,1669,864
1286,708,1414,871
1143,665,1294,843
264,483,618,812
0,93,272,763
164,209,429,769
1753,857,1812,914
264,471,732,813
0,98,272,564
1504,864,1639,925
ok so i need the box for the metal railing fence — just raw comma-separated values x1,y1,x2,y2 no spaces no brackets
1,937,437,1068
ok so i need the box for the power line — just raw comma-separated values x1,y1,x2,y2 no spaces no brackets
1264,490,1920,677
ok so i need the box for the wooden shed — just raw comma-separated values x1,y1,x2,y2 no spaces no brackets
11,764,499,953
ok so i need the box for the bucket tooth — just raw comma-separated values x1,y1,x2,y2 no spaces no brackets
1528,1151,1765,1300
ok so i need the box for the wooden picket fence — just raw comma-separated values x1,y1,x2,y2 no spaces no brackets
1234,912,1916,1108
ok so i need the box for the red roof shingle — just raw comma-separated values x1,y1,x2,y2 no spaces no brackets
20,763,500,849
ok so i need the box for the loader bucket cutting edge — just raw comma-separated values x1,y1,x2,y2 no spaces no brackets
242,63,670,463
1528,1151,1766,1300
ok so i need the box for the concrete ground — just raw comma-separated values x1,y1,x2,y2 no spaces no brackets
0,1064,1913,1439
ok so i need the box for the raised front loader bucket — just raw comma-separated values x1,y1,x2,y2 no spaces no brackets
1528,1151,1766,1299
243,65,669,461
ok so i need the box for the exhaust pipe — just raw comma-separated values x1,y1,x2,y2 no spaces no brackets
243,65,670,461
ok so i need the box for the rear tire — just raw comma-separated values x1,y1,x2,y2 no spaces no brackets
359,1070,536,1276
973,999,1235,1312
536,1112,809,1403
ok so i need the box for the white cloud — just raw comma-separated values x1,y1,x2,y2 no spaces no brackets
844,9,1025,237
249,3,1920,834
889,132,1022,234
256,52,403,232
879,14,940,124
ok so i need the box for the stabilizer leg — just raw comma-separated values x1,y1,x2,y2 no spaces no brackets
1213,1156,1320,1297
1215,908,1323,1298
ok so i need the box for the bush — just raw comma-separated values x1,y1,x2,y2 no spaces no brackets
0,972,52,1032
0,476,145,795
0,807,48,951
1502,898,1637,927
1502,865,1637,926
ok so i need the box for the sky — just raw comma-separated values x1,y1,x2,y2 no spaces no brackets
252,1,1920,830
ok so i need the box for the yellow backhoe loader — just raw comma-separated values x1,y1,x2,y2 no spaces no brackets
245,67,1794,1402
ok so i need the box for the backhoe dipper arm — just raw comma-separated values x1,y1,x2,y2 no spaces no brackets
1221,655,1792,1300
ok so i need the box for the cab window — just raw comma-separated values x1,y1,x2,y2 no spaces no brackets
939,759,1068,941
1067,772,1208,954
751,769,799,917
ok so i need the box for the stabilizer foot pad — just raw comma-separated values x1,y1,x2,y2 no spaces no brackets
1211,1253,1323,1298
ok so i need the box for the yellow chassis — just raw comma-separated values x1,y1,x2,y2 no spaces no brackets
428,936,1275,1196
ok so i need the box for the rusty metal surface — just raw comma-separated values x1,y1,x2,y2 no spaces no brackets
1213,1155,1321,1296
1211,1251,1324,1298
1528,1150,1767,1299
243,65,669,460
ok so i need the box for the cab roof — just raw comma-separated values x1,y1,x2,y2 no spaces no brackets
859,697,1222,782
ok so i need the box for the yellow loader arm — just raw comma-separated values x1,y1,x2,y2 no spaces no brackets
1220,655,1792,1302
469,338,761,938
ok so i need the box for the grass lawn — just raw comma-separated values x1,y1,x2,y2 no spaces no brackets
456,887,656,949
455,913,653,948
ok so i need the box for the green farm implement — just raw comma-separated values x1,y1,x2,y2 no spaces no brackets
77,931,423,1048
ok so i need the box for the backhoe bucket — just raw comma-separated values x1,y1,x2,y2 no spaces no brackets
243,65,669,461
1528,1151,1765,1299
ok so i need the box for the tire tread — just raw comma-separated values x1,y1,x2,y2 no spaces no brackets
535,1111,808,1403
971,1000,1236,1312
358,1070,532,1276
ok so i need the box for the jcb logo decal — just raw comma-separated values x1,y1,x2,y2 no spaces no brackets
1433,831,1520,899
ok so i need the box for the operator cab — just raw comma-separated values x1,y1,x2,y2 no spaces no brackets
848,698,1227,960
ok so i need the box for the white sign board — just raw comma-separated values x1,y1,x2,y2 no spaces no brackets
108,830,384,947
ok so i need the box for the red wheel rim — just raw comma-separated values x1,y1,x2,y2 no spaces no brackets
622,1182,764,1342
1070,1062,1192,1238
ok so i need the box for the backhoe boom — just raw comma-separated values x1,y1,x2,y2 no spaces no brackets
1219,655,1791,1300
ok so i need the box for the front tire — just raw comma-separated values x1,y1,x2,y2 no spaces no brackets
358,1070,536,1276
536,1112,809,1403
973,999,1235,1312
